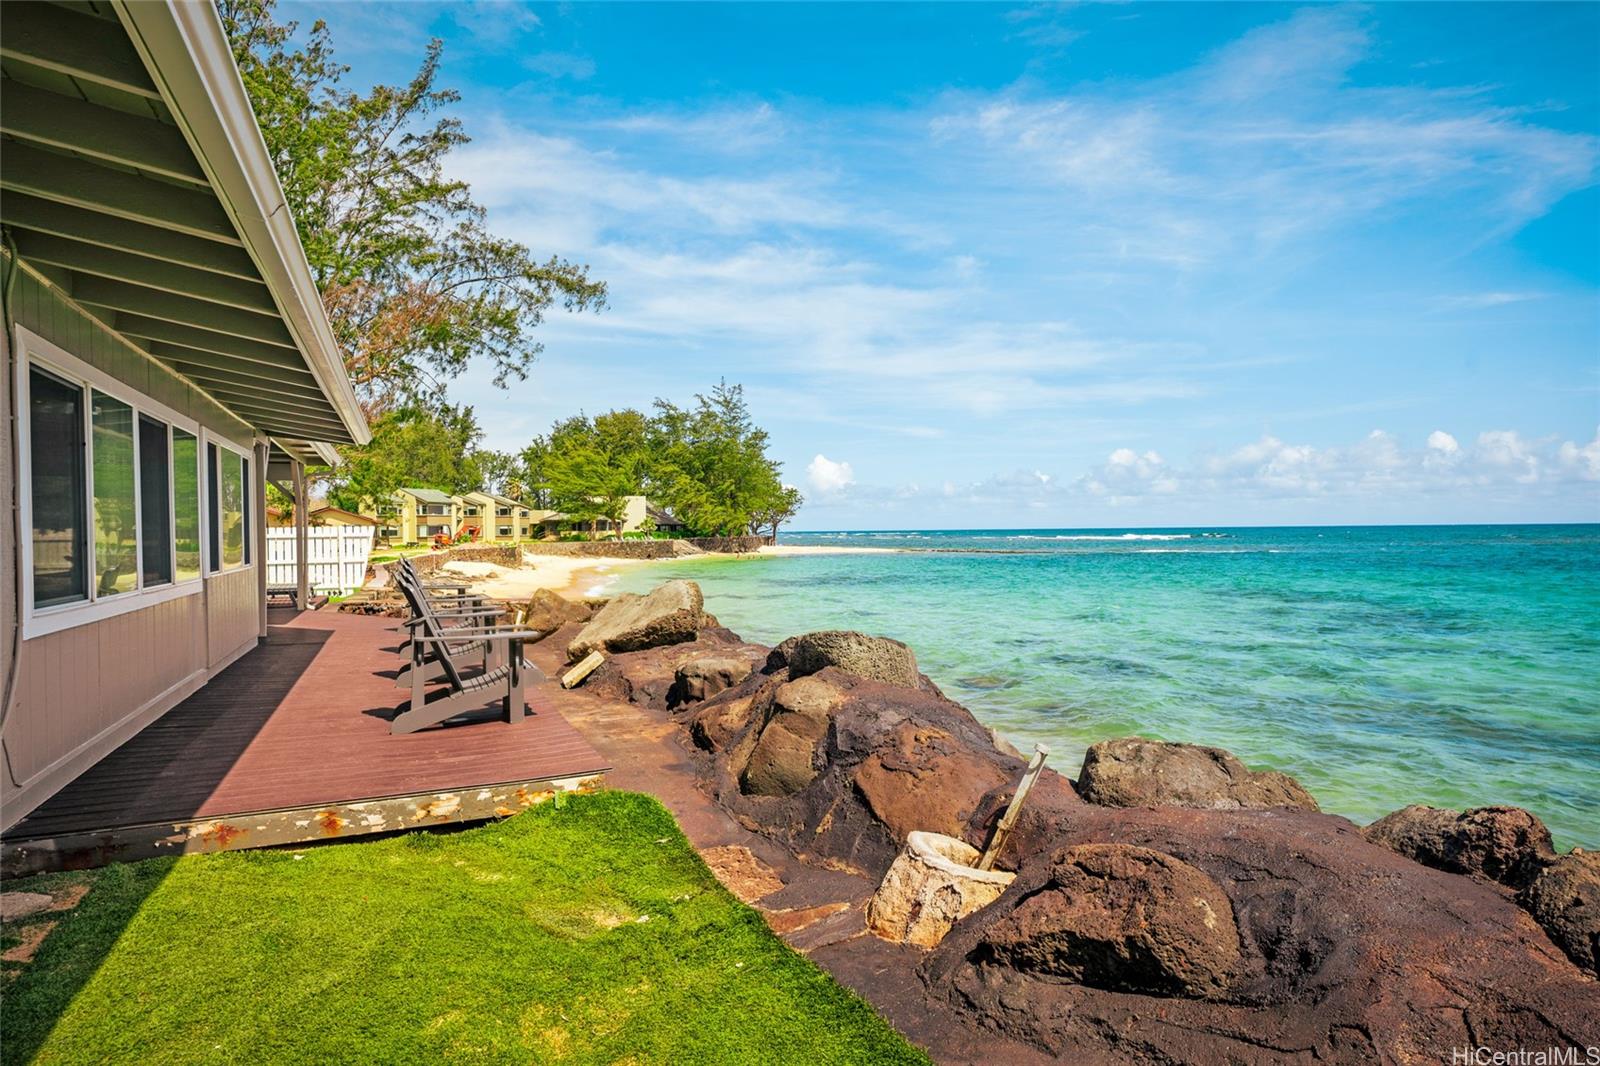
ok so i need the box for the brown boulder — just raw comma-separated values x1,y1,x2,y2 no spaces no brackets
739,676,845,797
1519,850,1600,976
976,843,1241,999
926,804,1600,1062
688,693,760,754
566,580,704,662
1077,737,1318,812
673,655,755,705
577,626,754,711
783,630,920,687
699,668,1023,877
1364,804,1556,889
853,722,1014,842
511,587,593,637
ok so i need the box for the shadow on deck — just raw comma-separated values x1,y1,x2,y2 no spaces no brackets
2,609,609,876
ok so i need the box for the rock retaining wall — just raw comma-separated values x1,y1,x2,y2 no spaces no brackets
685,535,768,553
521,540,704,560
408,545,524,572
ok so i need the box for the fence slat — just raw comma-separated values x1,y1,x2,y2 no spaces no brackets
264,526,374,593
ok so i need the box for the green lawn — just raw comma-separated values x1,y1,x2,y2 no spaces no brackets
1,792,925,1066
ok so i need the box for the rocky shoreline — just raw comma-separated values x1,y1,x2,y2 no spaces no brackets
530,579,1598,1061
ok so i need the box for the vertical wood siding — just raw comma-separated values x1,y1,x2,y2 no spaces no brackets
205,567,260,669
2,267,267,828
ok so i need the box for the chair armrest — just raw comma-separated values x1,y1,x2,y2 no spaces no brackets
409,628,546,644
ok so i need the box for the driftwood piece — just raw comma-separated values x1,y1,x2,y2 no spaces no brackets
978,743,1050,871
561,651,607,689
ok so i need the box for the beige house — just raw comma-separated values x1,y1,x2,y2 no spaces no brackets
372,488,456,545
455,491,560,543
590,495,682,537
0,2,369,829
266,504,376,529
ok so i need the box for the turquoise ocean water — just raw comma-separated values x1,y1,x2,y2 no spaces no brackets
609,525,1600,849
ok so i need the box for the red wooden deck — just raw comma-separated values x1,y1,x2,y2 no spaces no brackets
3,609,609,872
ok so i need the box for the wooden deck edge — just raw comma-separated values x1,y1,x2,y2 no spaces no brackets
0,770,609,878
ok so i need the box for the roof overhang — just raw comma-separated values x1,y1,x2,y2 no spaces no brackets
1,1,369,448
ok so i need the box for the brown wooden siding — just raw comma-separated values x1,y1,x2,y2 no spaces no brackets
1,265,268,829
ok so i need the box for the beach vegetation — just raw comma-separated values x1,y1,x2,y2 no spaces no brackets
219,0,606,416
646,381,787,536
1,792,925,1066
323,404,486,512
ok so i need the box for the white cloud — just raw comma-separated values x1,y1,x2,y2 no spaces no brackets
524,52,596,80
1427,429,1461,456
1558,428,1600,481
1474,430,1541,484
929,7,1598,269
1433,292,1547,310
1081,448,1180,499
807,454,856,495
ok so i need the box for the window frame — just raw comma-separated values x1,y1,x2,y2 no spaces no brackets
14,326,234,638
204,434,255,575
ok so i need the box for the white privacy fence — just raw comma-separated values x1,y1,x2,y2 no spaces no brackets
265,527,375,594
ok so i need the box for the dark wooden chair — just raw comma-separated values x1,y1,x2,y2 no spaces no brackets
391,570,503,687
391,611,546,735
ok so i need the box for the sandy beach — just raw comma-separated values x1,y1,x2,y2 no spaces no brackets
432,542,896,603
432,555,648,600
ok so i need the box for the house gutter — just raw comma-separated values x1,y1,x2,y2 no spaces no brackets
112,0,371,448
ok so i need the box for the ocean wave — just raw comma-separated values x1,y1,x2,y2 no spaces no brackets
1014,533,1196,542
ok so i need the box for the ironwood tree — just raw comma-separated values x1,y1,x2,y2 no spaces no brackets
218,0,606,417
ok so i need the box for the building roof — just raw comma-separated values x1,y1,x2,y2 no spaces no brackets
648,505,684,525
312,506,376,525
398,487,455,505
0,0,369,456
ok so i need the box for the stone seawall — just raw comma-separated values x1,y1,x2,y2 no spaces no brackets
520,540,705,560
408,545,524,572
684,535,768,554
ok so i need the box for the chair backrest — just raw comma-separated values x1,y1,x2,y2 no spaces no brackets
394,574,467,692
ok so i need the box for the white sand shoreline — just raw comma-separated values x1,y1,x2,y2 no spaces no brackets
432,542,893,602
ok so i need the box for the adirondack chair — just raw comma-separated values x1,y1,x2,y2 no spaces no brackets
395,557,474,599
391,570,503,687
391,614,546,734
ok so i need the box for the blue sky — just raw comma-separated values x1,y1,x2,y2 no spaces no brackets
282,1,1600,528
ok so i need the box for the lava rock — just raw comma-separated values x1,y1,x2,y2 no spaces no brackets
961,769,1086,871
783,630,920,688
853,721,1014,843
925,803,1600,1063
1365,804,1556,889
566,580,704,662
673,655,756,706
1077,737,1319,812
973,843,1241,999
740,675,845,797
701,668,1024,876
511,587,593,638
1519,849,1600,976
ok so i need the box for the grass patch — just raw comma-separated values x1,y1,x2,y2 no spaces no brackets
1,792,925,1065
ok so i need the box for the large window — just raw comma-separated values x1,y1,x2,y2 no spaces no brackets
27,367,87,608
209,443,248,571
17,327,232,636
173,431,201,582
91,392,137,597
138,415,173,587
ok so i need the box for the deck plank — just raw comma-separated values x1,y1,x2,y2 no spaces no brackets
6,609,609,840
